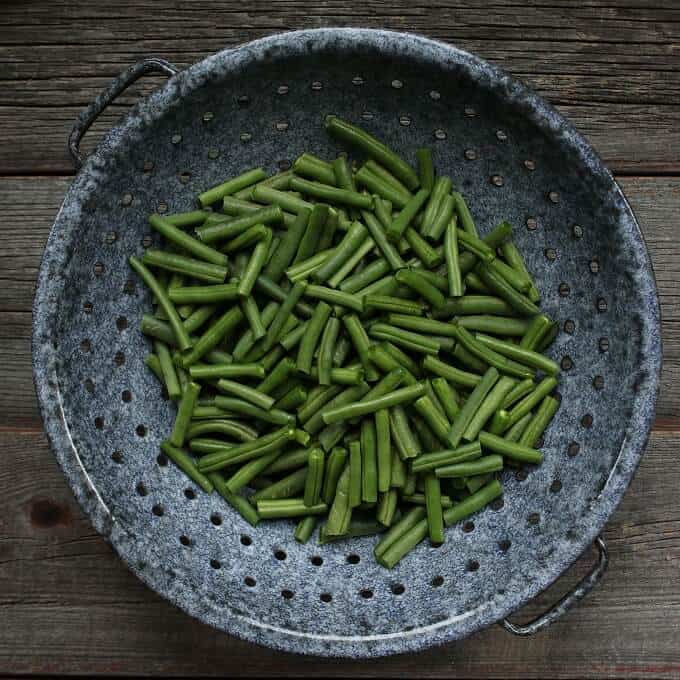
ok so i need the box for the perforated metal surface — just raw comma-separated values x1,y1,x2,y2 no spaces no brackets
32,29,661,657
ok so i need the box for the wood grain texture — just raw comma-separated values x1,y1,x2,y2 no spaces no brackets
2,176,678,429
1,0,680,173
1,428,678,677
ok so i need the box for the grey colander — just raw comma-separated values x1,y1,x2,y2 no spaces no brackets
32,29,661,657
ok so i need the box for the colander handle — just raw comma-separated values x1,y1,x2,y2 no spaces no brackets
501,535,608,636
68,57,179,170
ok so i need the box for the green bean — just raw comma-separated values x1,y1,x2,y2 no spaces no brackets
298,384,344,424
294,516,318,543
360,419,378,503
148,214,229,267
163,209,209,228
142,249,227,283
403,227,442,269
436,454,503,478
452,342,488,374
384,313,457,337
518,395,559,448
463,375,515,441
368,345,418,386
328,238,377,289
145,353,164,384
413,395,451,445
257,499,328,519
213,396,293,425
387,188,430,242
322,447,349,505
129,257,192,351
412,268,449,293
278,320,308,352
443,218,462,297
251,467,309,503
360,209,406,270
332,155,356,191
433,295,515,318
183,305,217,334
349,441,363,509
452,325,534,379
154,340,181,399
304,284,364,313
390,450,407,488
261,447,309,476
408,415,438,454
296,301,332,374
232,301,277,360
500,236,534,286
216,378,275,410
290,176,373,209
411,441,482,474
160,441,214,493
326,116,419,190
374,506,426,560
317,317,340,385
317,209,339,252
376,490,398,526
326,466,352,534
273,385,306,411
416,148,435,191
421,177,452,234
251,184,313,214
354,166,409,208
168,282,240,305
208,472,259,526
426,194,455,242
238,237,270,298
198,167,267,207
257,284,305,353
376,514,427,568
303,448,326,507
179,307,243,367
304,384,370,435
369,323,440,355
452,191,478,237
519,313,554,350
390,405,421,460
354,273,400,300
476,263,540,317
222,194,292,224
224,450,281,493
293,152,336,186
189,364,264,380
458,315,531,337
536,322,559,352
255,356,295,395
372,196,392,230
476,333,559,375
364,295,425,316
235,170,294,199
312,221,370,283
423,355,481,389
262,209,310,282
168,381,201,447
464,271,491,294
197,424,295,472
220,223,270,256
456,228,496,263
382,341,422,378
480,430,544,464
370,408,391,494
292,204,329,265
423,473,445,544
393,268,445,309
500,378,533,410
322,383,425,425
403,493,454,508
504,412,532,443
431,377,461,422
343,314,379,382
487,257,531,294
363,159,412,197
189,437,232,454
447,367,499,448
186,419,257,442
505,376,559,430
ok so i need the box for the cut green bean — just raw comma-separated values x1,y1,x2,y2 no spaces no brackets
160,441,214,493
326,466,352,534
444,218,463,296
296,301,332,374
423,356,481,389
361,209,406,271
375,409,392,493
354,166,409,208
186,419,257,442
504,411,533,443
431,377,461,422
369,323,440,355
360,419,378,503
290,176,373,209
394,268,446,309
169,381,201,447
387,188,430,242
199,167,267,207
384,313,457,337
252,185,313,214
518,395,559,448
274,385,308,411
404,227,443,269
519,313,554,351
213,396,293,426
304,384,370,435
424,473,444,544
426,194,455,242
436,454,503,478
142,249,227,283
168,282,240,304
304,448,326,507
434,295,515,318
293,204,329,265
148,214,228,266
251,467,309,502
154,340,181,400
505,376,559,430
322,447,349,505
368,345,418,386
263,207,311,281
349,441,363,508
364,295,425,316
480,430,544,464
447,367,499,448
462,375,515,442
313,221,370,283
411,441,482,473
318,317,340,385
293,152,336,186
179,307,243,367
421,176,452,234
343,313,379,381
294,516,317,543
257,499,327,519
216,378,275,410
416,148,435,191
475,333,559,375
476,263,540,317
304,284,364,313
412,395,451,445
452,191,478,237
256,356,296,395
377,490,399,527
390,405,421,460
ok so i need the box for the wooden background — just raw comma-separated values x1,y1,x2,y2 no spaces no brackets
1,1,679,677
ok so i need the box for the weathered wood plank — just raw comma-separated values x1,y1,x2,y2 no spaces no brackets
1,428,678,677
2,176,677,428
1,0,680,173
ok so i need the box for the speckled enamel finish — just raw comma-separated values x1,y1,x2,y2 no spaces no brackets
32,29,661,657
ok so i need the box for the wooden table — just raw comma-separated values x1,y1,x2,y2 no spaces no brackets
2,2,679,677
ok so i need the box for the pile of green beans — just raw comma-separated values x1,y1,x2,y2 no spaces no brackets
130,116,560,569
